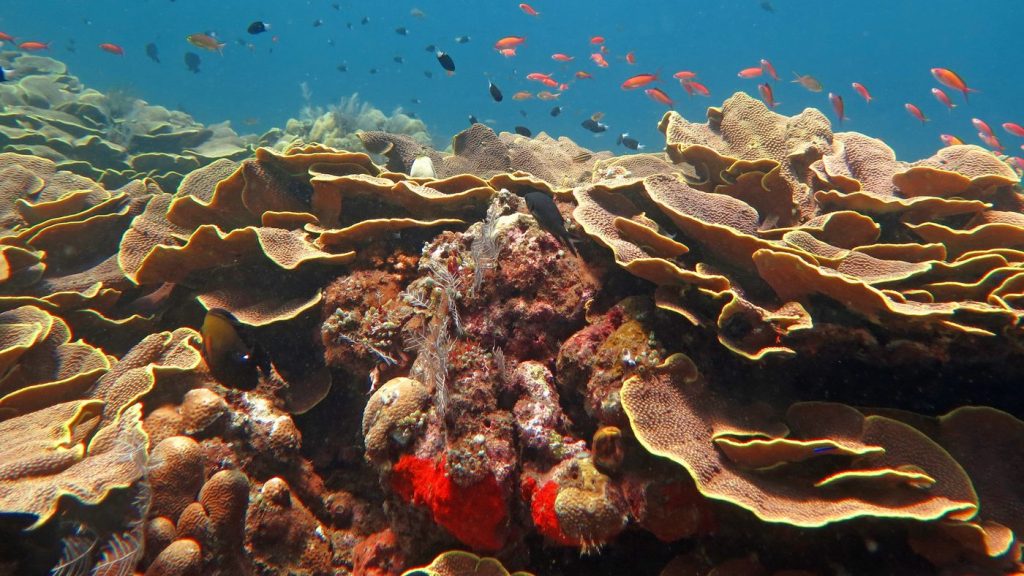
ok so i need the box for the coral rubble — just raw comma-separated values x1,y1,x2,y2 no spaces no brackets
1,77,1024,576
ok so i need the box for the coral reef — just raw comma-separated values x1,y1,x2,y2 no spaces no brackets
1,70,1024,576
260,92,431,157
0,52,253,191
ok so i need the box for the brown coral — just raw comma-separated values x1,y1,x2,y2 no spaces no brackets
621,354,979,527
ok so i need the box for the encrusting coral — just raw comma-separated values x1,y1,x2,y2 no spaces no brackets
1,60,1024,575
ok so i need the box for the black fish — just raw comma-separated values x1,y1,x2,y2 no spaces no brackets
0,67,8,82
488,80,503,102
201,308,270,389
424,44,436,52
760,1,775,12
184,51,201,73
524,191,577,254
436,51,455,73
332,2,340,10
617,132,643,150
395,27,409,35
581,118,608,133
145,42,160,63
514,126,532,137
410,98,422,104
313,18,324,27
393,55,404,64
454,35,471,44
337,62,348,72
346,22,353,30
369,68,378,74
423,70,433,78
550,106,563,117
247,20,270,34
468,114,478,124
361,16,370,24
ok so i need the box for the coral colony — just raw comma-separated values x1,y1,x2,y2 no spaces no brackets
2,53,1024,576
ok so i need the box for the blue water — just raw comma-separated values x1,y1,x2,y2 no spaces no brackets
3,0,1022,160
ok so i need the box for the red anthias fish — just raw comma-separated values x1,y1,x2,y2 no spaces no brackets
828,92,846,123
621,73,658,90
644,87,673,107
972,118,995,138
851,82,872,103
760,58,779,81
99,43,125,56
738,66,763,79
18,41,49,51
758,83,779,108
519,3,540,16
905,103,929,123
931,88,956,111
683,80,710,97
1003,123,1024,138
494,36,526,50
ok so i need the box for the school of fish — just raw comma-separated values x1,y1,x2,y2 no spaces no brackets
0,2,1020,163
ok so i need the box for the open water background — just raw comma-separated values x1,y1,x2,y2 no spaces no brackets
2,0,1022,160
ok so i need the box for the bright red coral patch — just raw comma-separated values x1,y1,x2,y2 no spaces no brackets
391,455,508,552
529,480,577,546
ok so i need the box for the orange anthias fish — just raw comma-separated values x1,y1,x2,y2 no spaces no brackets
758,83,778,108
499,48,517,57
18,41,49,51
0,32,15,43
939,134,965,147
851,82,872,103
575,71,593,79
494,36,526,50
828,92,846,123
1003,123,1024,138
738,66,763,79
590,36,605,45
792,72,822,92
537,91,561,100
645,87,673,107
621,73,658,90
931,67,978,102
760,58,779,81
551,53,574,62
512,91,533,100
526,72,552,81
186,33,225,53
519,3,540,16
590,53,608,68
673,70,697,80
905,103,929,124
931,88,956,111
625,51,636,65
99,43,125,56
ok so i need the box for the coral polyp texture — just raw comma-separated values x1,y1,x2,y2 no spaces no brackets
0,80,1023,576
